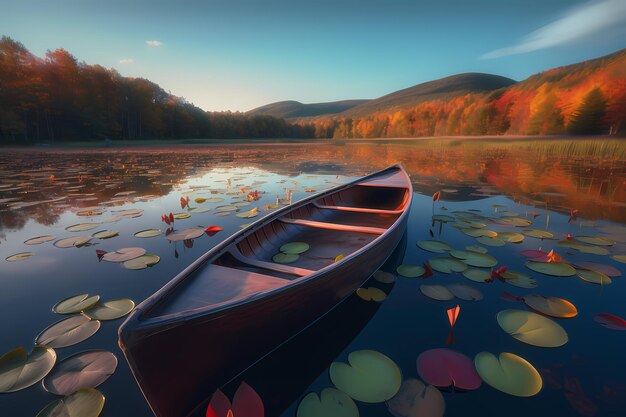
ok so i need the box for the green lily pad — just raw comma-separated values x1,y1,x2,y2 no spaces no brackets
522,295,578,318
416,240,453,253
525,261,576,277
501,271,538,288
522,229,554,239
273,253,299,264
387,378,445,417
462,228,497,238
123,254,160,270
53,294,100,314
447,284,483,301
475,236,505,247
66,223,100,232
420,285,454,301
462,268,491,283
557,240,611,255
574,236,614,246
0,346,57,393
235,208,259,218
297,388,359,417
54,236,92,248
280,242,310,254
497,309,568,347
449,250,497,268
357,287,387,302
91,230,119,239
6,252,33,262
474,352,542,397
329,350,402,403
37,388,105,417
497,218,532,227
372,270,396,283
465,245,488,253
497,232,525,243
429,257,467,274
84,299,135,321
43,350,117,395
101,247,146,263
134,229,161,238
24,235,56,245
577,269,612,285
36,316,100,348
396,264,425,278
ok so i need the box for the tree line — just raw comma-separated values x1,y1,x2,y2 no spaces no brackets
0,37,314,144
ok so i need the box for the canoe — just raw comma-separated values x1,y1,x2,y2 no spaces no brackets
118,164,413,417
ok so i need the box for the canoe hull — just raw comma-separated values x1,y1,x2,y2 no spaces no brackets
119,211,408,417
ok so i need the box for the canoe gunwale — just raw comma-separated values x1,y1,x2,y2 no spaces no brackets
119,164,412,332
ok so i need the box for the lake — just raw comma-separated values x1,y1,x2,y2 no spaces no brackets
1,138,626,417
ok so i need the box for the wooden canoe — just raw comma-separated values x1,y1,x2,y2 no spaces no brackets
118,164,413,417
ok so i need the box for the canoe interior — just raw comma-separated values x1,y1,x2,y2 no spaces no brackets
145,168,410,319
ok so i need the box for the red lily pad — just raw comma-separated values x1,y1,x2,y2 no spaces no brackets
416,348,481,391
593,313,626,331
206,382,264,417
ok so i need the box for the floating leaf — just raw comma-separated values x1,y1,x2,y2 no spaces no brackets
577,269,612,285
522,295,578,318
122,254,160,270
447,284,483,301
189,207,210,213
329,350,402,403
357,287,387,302
593,313,626,330
475,236,505,247
54,294,100,314
525,261,576,277
572,261,621,277
166,228,204,241
420,285,454,301
215,205,238,211
36,316,100,348
24,235,55,245
101,247,146,263
0,346,57,393
462,228,497,238
37,388,105,417
373,270,396,283
557,240,610,255
522,229,554,239
206,382,264,417
91,230,119,239
43,350,117,395
387,379,445,417
574,236,614,246
173,212,191,219
134,229,161,238
84,299,135,321
416,240,453,253
297,388,359,417
280,242,310,254
449,250,497,268
428,257,467,274
474,352,542,397
497,218,532,227
273,253,299,264
66,223,100,232
462,268,491,282
334,254,345,262
501,270,538,288
497,309,568,347
235,208,259,218
612,255,626,264
396,264,425,278
465,245,488,253
54,236,92,248
497,232,525,243
416,348,481,390
6,252,33,262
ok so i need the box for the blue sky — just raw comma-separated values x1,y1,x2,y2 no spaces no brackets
1,0,625,111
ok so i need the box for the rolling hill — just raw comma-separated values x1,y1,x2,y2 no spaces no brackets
247,99,370,119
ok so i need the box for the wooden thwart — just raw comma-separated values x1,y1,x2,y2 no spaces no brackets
279,217,386,235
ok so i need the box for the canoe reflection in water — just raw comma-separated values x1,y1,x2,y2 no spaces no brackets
119,166,412,417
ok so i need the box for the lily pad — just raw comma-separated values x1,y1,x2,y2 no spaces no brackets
280,242,310,254
557,240,610,255
189,207,211,213
574,236,614,246
522,229,554,239
134,229,161,238
66,223,100,232
572,261,621,277
497,218,532,227
6,252,33,262
0,346,57,393
416,240,453,253
37,388,105,417
122,254,160,270
612,255,626,264
84,299,135,321
428,257,467,274
173,212,191,219
329,350,402,403
54,236,92,248
462,268,491,283
497,232,525,243
297,388,359,417
357,287,387,302
91,230,119,239
449,250,497,268
215,204,238,211
53,294,100,314
373,270,396,283
273,253,299,264
525,261,576,277
236,208,259,218
501,270,538,288
416,349,481,391
497,309,568,347
43,351,117,395
522,295,578,318
465,245,488,253
420,285,454,301
475,236,505,247
577,269,612,285
593,313,626,330
24,235,56,245
396,264,425,278
166,228,204,241
36,316,100,348
474,352,542,397
447,284,483,301
101,247,146,263
387,379,445,417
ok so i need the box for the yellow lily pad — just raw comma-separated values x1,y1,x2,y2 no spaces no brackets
91,230,119,239
522,295,577,318
0,346,57,393
522,229,554,239
53,294,100,314
37,388,105,417
577,269,612,285
36,316,100,348
465,245,488,253
497,309,568,347
84,299,135,321
611,255,626,264
122,254,160,270
6,252,33,262
474,352,542,397
280,242,310,254
497,232,525,243
66,223,100,232
357,287,387,302
24,235,56,245
273,253,299,264
173,212,191,219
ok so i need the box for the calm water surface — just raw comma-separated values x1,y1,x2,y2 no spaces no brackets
1,139,626,417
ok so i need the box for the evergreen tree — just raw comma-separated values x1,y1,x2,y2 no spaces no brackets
568,87,607,135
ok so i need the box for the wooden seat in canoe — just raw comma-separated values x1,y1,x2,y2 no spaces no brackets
312,200,405,215
229,249,314,277
279,217,387,235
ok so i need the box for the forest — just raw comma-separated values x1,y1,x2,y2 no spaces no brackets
0,37,314,144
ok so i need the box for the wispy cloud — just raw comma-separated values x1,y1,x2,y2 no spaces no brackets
119,58,134,64
482,0,626,59
145,40,163,47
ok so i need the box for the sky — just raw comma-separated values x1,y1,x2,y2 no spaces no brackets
1,0,625,112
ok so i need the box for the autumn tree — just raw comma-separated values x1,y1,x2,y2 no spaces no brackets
567,87,607,135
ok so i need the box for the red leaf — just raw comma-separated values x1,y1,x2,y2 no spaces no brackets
432,191,441,202
206,389,231,417
95,249,107,261
447,305,460,328
169,212,174,223
205,226,223,236
232,382,264,417
180,197,188,209
593,313,626,330
500,291,522,302
422,263,434,278
520,250,548,258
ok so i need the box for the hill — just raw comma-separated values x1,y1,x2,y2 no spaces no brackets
247,99,370,119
